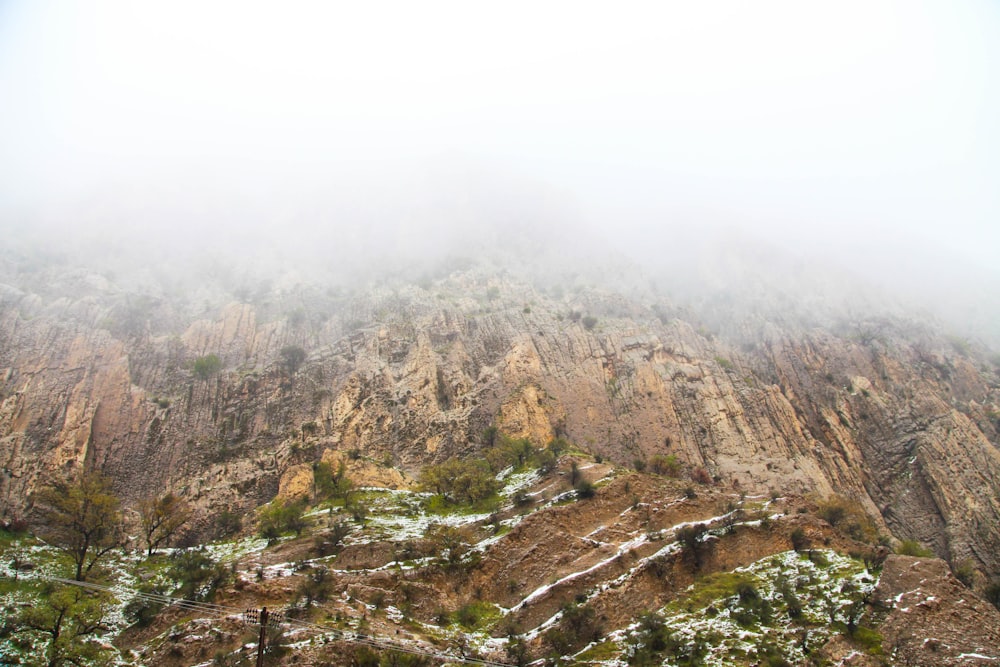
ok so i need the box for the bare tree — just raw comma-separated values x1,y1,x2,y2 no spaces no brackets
139,492,192,557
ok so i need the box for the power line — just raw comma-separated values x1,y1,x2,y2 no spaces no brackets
35,575,513,667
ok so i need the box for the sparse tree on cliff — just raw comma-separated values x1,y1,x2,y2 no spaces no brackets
139,492,192,557
279,345,306,375
192,353,222,380
677,523,710,570
35,472,123,582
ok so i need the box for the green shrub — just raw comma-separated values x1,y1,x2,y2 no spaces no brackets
258,498,308,543
896,539,933,557
193,354,222,380
777,576,802,620
952,559,976,588
168,549,231,601
295,566,334,607
123,581,169,626
279,345,306,374
650,454,681,477
790,527,809,552
452,601,499,630
314,460,352,499
419,458,501,505
215,510,242,538
816,495,878,542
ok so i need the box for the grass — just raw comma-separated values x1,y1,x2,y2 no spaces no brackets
850,625,884,655
452,600,502,631
422,493,501,516
574,639,620,662
674,571,757,612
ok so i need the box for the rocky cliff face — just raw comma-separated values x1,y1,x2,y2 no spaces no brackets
1,267,999,577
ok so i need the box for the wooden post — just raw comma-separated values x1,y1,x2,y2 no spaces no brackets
256,607,268,667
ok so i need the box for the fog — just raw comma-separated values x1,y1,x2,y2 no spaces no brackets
1,1,998,343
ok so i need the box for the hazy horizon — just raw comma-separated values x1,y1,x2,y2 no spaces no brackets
1,1,998,342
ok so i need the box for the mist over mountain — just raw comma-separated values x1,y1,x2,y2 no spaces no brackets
2,3,1000,665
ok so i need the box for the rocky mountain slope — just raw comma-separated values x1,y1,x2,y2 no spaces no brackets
2,262,998,582
2,250,1000,666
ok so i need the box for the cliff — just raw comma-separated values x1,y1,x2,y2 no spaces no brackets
1,266,998,580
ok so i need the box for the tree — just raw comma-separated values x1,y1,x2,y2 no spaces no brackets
676,523,710,570
315,460,353,500
13,583,113,667
193,353,222,380
570,460,582,486
418,458,500,505
139,492,192,557
280,345,307,375
258,498,308,544
168,548,231,601
35,472,122,581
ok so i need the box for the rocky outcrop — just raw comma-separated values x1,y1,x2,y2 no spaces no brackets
874,555,1000,665
1,269,998,578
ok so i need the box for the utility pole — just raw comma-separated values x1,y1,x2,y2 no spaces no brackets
256,607,268,667
245,606,282,666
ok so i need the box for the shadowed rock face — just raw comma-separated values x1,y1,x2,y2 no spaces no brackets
1,268,999,576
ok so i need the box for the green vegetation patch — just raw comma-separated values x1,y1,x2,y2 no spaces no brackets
624,550,879,667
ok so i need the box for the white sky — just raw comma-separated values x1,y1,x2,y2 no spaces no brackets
0,1,998,305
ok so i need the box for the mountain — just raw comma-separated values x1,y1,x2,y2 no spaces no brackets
1,235,999,665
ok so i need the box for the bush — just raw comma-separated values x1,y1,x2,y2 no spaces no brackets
295,566,334,607
425,524,469,569
952,560,976,588
314,521,351,556
193,354,222,380
453,601,497,630
677,523,709,569
258,498,308,543
215,510,242,538
730,581,772,627
896,539,933,557
545,603,602,655
816,495,878,542
168,549,231,601
777,577,802,620
483,435,534,473
650,454,681,477
790,527,809,552
123,581,169,626
690,467,712,485
419,458,501,505
575,480,596,500
582,315,598,330
547,437,571,458
279,345,306,375
314,460,352,499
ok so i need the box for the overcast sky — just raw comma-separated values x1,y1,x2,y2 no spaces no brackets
0,1,998,334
